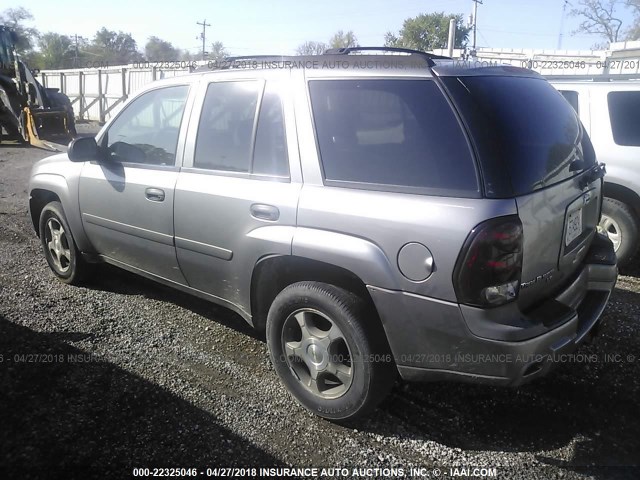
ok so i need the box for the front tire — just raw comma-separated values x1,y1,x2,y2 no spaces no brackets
600,197,639,266
266,281,396,422
39,201,90,285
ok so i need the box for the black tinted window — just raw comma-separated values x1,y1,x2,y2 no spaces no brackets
309,79,478,195
253,82,289,177
194,81,260,172
444,76,594,196
608,91,640,146
106,85,189,166
560,90,579,114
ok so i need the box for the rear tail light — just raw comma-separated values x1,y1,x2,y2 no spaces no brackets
453,216,523,307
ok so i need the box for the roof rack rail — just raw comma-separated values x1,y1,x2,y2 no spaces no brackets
544,73,640,82
223,55,287,62
322,46,451,66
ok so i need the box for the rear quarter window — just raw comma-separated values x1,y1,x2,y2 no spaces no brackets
308,79,479,197
608,91,640,146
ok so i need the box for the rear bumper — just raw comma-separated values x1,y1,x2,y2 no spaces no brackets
368,233,617,386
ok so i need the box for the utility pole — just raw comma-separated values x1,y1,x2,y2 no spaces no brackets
471,0,483,53
196,19,211,61
67,34,84,68
558,0,569,50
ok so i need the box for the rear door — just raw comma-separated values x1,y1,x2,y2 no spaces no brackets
442,75,601,309
174,72,301,313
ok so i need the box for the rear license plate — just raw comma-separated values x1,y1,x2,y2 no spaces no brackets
565,208,583,246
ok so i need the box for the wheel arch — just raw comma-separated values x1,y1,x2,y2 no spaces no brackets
250,255,386,339
603,181,640,219
28,175,93,253
29,188,61,235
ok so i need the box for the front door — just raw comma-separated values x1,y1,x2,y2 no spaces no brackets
78,84,192,283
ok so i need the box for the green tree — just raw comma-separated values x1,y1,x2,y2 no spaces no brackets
37,32,74,69
209,41,228,61
328,30,358,49
180,49,196,61
384,12,470,51
145,36,179,61
0,7,38,55
88,28,141,65
296,41,328,55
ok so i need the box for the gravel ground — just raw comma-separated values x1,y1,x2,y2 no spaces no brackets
1,141,639,480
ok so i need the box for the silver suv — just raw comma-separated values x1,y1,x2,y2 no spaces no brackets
28,48,618,421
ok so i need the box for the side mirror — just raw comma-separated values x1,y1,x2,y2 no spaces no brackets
68,136,99,162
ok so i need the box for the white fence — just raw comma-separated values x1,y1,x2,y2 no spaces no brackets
40,65,192,123
40,42,640,123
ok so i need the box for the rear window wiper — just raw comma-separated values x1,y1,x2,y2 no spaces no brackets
578,163,606,189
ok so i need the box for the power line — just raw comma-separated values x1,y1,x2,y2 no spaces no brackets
196,19,211,61
477,29,491,49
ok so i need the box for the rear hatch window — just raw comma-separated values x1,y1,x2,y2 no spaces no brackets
308,79,480,197
441,76,596,197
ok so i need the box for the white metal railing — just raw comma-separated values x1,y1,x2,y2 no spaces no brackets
40,65,193,123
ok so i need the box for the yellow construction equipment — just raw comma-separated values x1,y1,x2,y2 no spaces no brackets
0,25,76,151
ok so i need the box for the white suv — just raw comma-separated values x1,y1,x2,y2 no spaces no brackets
551,79,640,265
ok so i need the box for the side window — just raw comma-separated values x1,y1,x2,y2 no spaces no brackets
309,79,478,194
105,85,189,166
559,90,579,115
253,82,289,177
194,81,260,172
608,91,640,146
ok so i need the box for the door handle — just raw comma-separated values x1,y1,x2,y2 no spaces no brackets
145,187,165,202
250,203,280,221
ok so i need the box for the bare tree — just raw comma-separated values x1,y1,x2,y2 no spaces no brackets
625,0,640,38
570,0,625,43
626,0,640,13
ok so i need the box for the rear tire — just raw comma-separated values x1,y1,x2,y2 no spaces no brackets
39,201,91,285
266,281,396,422
600,197,639,266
